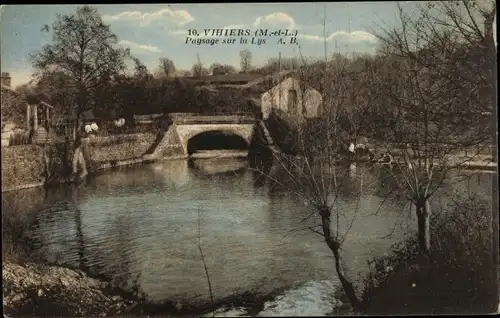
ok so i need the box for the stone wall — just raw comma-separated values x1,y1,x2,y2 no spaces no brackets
1,133,157,192
83,133,156,163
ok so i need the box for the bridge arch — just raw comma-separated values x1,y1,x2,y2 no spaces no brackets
174,123,255,155
186,130,250,155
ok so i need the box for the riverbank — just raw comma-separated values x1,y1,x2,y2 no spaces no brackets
361,193,499,315
2,261,137,317
1,133,156,193
2,260,296,317
2,136,496,193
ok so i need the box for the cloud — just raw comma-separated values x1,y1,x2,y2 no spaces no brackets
169,24,246,39
297,30,377,43
253,12,296,30
118,40,161,53
102,6,194,27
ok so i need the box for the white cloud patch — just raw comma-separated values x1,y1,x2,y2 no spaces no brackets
297,30,376,43
119,40,161,53
253,12,297,30
103,6,194,27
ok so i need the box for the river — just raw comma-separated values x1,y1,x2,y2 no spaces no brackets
1,158,493,315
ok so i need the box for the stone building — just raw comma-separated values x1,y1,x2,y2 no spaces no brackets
261,76,323,120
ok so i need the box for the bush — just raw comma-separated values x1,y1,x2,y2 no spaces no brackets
1,145,46,191
361,191,496,314
9,131,31,146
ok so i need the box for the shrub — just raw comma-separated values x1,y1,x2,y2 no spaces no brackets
361,190,496,314
9,131,31,146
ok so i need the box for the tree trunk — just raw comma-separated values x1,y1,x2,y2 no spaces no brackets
320,213,361,310
416,201,431,254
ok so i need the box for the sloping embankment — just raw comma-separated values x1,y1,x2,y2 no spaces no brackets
2,261,137,317
1,145,46,192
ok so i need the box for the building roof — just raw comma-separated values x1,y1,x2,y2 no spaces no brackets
184,73,263,85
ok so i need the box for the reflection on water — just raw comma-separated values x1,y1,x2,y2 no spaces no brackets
2,159,493,303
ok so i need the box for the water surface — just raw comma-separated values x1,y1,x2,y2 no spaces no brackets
2,159,493,305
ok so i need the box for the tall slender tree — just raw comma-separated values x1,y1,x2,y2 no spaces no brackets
239,49,253,72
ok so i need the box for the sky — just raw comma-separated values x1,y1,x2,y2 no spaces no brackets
0,3,421,88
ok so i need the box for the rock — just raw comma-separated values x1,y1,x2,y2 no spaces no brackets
2,261,132,316
60,278,70,287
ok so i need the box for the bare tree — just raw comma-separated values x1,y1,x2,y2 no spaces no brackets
239,49,253,72
192,54,210,77
253,11,381,311
265,57,302,73
370,1,496,254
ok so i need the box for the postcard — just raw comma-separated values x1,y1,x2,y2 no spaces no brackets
1,3,498,317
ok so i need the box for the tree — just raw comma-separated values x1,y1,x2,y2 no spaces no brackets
239,49,253,72
28,72,75,113
30,5,131,180
253,16,381,311
133,58,150,79
192,54,210,77
209,63,236,75
264,57,301,73
371,1,496,254
158,57,176,78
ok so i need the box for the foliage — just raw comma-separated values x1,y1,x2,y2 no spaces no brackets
361,191,496,314
209,63,236,75
158,58,176,78
30,5,131,117
1,89,25,127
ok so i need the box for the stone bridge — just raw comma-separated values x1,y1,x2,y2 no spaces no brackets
146,113,260,159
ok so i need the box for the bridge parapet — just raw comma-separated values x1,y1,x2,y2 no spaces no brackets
169,113,256,125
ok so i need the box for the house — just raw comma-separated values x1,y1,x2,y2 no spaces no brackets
261,76,323,120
